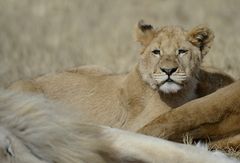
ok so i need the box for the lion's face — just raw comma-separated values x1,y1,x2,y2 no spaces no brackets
136,21,214,93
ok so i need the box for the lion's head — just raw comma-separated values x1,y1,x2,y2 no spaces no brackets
136,20,214,94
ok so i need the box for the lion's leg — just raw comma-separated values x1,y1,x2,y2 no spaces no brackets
138,80,240,142
185,113,240,142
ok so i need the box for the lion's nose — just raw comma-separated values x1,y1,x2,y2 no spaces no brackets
160,67,178,76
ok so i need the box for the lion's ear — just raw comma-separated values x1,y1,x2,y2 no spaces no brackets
135,20,156,46
188,25,214,58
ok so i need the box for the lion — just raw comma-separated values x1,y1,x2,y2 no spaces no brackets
0,89,238,163
9,20,238,147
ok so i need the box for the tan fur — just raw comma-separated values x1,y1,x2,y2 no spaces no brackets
9,21,235,144
139,81,240,144
0,89,238,163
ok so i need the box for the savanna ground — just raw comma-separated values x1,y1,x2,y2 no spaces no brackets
0,0,240,159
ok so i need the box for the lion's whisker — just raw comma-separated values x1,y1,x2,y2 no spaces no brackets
172,73,186,76
152,74,166,77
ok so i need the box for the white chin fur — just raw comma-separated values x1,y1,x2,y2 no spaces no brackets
159,82,182,93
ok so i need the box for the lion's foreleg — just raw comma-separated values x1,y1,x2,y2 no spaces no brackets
137,80,240,142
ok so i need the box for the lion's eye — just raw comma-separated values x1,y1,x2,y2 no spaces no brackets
152,49,161,56
178,49,188,55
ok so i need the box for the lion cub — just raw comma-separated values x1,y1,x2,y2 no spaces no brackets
9,20,233,132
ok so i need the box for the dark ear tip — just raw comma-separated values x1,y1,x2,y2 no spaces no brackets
189,25,214,43
138,20,153,32
196,32,209,42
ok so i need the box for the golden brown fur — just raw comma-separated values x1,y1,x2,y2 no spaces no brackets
139,80,240,148
9,21,236,146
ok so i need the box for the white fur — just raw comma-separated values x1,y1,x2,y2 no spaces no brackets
105,128,239,163
159,82,182,93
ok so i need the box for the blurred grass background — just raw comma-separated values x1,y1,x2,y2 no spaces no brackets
0,0,240,87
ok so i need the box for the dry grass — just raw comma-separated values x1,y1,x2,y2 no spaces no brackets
183,134,240,160
0,0,240,160
222,148,240,160
0,0,240,87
